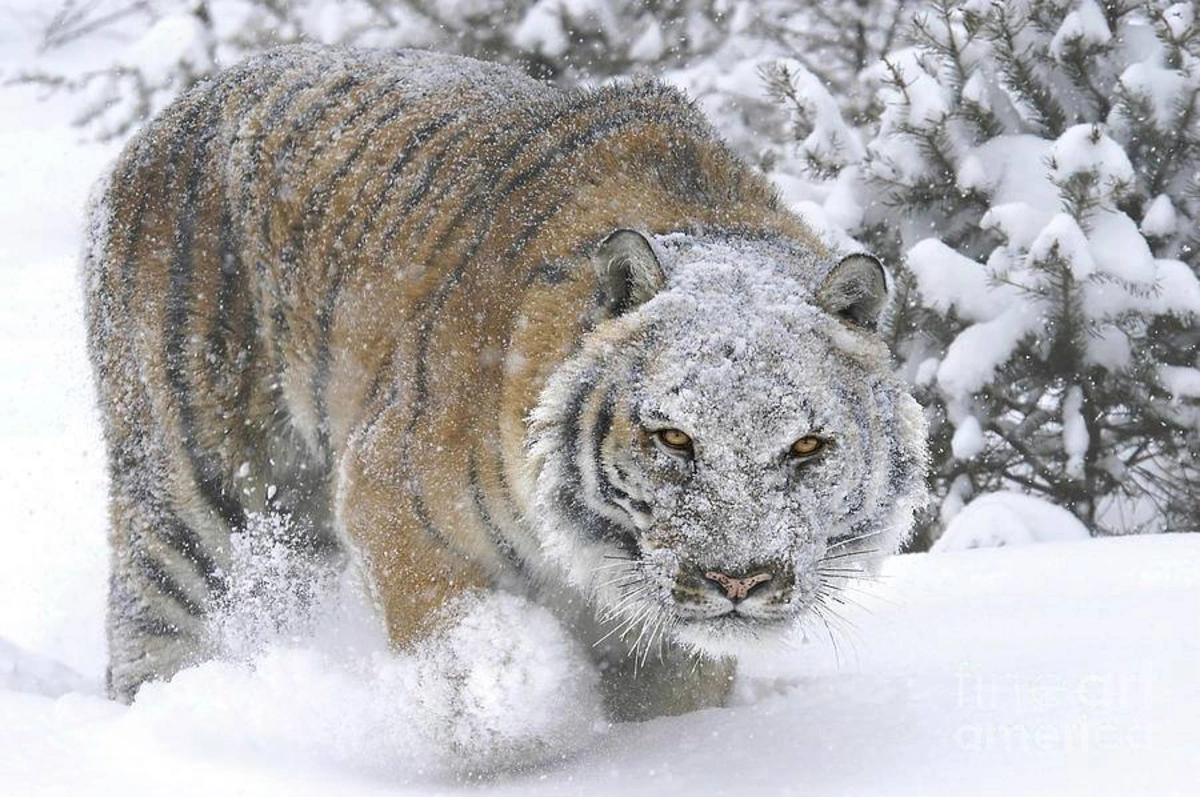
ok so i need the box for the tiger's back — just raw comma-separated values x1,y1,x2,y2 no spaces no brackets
86,46,818,699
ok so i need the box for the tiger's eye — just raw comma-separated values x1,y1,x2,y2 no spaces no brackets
656,428,693,450
791,436,824,457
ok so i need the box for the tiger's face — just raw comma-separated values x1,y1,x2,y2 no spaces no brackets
530,231,928,658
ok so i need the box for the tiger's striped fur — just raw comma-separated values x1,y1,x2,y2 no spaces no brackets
86,46,927,720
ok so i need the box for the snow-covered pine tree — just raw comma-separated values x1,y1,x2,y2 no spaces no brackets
838,0,1200,542
758,0,913,125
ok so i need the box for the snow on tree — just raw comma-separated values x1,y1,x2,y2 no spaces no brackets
829,0,1200,541
759,0,913,124
16,0,748,140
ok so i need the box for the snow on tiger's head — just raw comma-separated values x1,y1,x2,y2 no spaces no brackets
529,230,928,657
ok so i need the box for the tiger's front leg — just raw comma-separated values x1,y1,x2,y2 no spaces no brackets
335,426,604,772
336,434,490,646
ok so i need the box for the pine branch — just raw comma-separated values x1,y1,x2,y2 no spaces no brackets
983,2,1067,136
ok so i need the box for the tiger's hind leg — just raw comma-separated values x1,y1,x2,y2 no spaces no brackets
104,454,232,702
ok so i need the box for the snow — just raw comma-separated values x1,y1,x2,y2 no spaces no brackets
935,305,1038,399
143,590,603,778
955,154,987,192
628,19,665,63
1118,62,1188,130
512,0,570,59
122,12,214,86
773,59,866,170
1084,209,1156,285
1158,365,1200,402
1049,0,1112,60
1047,125,1134,192
979,202,1047,252
1029,213,1095,280
905,238,1011,322
0,638,90,698
913,357,939,387
3,22,1199,797
932,492,1092,551
1140,194,1178,237
970,135,1061,211
1161,3,1195,39
3,535,1197,796
950,415,983,460
902,108,1200,398
1061,387,1088,479
1153,258,1200,317
820,166,866,232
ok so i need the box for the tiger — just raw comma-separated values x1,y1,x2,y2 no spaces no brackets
84,44,928,745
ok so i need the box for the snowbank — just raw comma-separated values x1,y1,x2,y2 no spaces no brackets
933,492,1092,551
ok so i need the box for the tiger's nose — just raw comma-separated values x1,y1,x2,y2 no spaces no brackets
703,569,774,602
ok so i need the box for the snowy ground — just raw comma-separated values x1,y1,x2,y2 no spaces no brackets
2,26,1199,797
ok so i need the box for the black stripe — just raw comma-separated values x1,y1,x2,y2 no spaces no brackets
207,201,240,395
132,549,205,618
129,610,184,638
879,384,921,501
240,66,331,393
400,102,640,453
116,137,154,317
589,386,639,516
848,385,874,518
467,452,528,576
288,75,420,244
264,73,364,370
311,111,466,450
511,192,575,284
396,91,694,557
366,112,467,239
377,126,471,251
252,71,322,244
524,258,570,286
357,362,400,442
259,77,323,360
556,369,633,547
289,73,364,177
158,514,227,596
270,71,364,265
257,74,408,432
163,86,247,537
408,479,474,560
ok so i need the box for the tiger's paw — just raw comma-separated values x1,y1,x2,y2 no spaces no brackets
407,591,605,776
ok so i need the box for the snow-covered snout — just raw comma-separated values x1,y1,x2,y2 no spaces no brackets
531,231,929,659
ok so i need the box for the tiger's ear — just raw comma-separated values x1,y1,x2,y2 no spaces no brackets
817,253,887,331
592,229,665,317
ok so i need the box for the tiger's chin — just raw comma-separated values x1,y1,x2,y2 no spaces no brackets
669,612,800,659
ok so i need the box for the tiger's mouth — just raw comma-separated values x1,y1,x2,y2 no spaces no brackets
669,606,799,655
681,611,793,630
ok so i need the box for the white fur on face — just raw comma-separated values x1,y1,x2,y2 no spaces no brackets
530,236,929,659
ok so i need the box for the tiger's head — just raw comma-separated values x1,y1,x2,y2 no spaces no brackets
529,230,928,658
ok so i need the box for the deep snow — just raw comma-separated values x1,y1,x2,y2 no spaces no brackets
2,23,1198,797
3,536,1197,796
